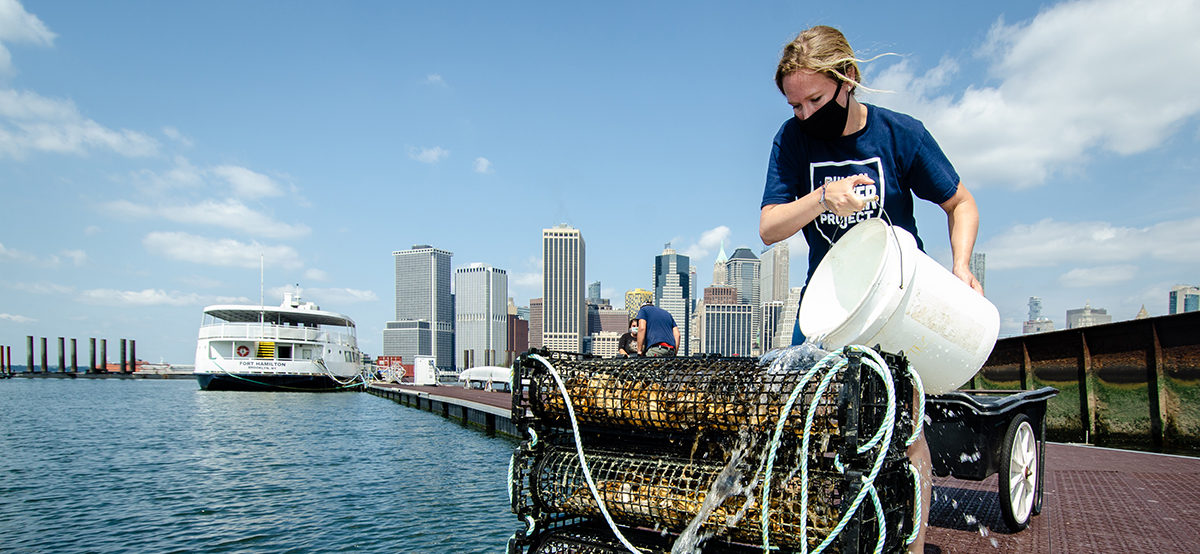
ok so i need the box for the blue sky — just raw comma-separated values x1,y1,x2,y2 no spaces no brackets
2,0,1199,364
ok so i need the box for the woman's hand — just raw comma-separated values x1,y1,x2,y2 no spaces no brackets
823,174,877,217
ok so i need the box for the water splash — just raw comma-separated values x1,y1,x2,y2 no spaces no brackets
671,433,758,554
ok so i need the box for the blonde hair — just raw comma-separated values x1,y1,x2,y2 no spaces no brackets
775,26,867,95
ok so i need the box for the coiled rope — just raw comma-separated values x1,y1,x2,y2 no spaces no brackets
759,345,896,554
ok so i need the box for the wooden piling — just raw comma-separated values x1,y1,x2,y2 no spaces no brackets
120,339,127,374
130,340,136,374
70,338,77,372
100,339,107,374
58,337,65,373
40,337,47,373
0,345,5,376
89,338,96,373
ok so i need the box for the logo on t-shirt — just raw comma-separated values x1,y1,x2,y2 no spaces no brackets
810,157,886,241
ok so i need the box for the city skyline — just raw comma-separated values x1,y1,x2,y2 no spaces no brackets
3,0,1200,363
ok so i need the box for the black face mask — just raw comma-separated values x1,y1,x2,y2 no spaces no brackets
795,79,848,141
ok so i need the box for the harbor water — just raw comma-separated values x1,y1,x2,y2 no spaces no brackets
0,379,518,553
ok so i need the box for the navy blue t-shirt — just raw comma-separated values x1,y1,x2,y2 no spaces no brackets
635,305,677,349
761,104,960,287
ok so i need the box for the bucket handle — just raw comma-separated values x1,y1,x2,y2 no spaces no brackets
817,196,906,291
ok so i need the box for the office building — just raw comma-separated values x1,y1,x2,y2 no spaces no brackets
713,242,728,286
702,303,754,356
454,263,507,369
760,242,790,304
761,300,784,352
689,266,698,313
970,252,986,295
773,287,804,347
383,245,454,370
584,331,621,358
1023,296,1055,334
529,298,543,349
597,306,629,333
1067,301,1112,329
625,288,653,318
654,245,691,355
1169,285,1200,314
506,314,528,363
704,285,738,306
726,247,762,353
543,225,586,352
587,281,602,303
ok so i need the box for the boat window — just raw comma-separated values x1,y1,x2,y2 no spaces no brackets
277,344,293,360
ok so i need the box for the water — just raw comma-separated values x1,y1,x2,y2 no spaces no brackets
0,379,519,553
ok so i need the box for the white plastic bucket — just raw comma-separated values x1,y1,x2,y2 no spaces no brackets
799,219,999,394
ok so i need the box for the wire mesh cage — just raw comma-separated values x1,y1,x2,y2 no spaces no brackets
509,347,918,554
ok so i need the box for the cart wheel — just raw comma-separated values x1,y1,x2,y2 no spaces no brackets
999,413,1038,530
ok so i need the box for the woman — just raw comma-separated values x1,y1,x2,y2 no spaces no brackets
617,318,639,357
758,25,983,552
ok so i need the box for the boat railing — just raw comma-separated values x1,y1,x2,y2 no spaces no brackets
198,323,357,347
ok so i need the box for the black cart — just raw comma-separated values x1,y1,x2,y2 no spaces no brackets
923,387,1058,531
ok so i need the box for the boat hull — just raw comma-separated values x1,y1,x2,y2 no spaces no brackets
196,372,361,392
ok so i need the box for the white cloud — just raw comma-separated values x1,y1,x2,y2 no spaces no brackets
161,126,192,147
867,0,1200,188
60,249,88,266
424,74,447,87
0,89,159,158
128,155,205,193
78,288,251,307
0,242,58,267
3,280,73,294
143,231,303,270
83,225,100,235
211,165,284,198
680,226,731,260
1059,264,1139,288
980,216,1200,270
409,146,449,164
0,312,34,323
304,268,329,281
0,0,56,74
105,198,310,239
474,157,493,173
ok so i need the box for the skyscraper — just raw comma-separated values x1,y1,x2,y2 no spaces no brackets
542,225,586,352
761,300,785,352
702,304,754,356
759,242,790,304
1022,296,1055,334
384,245,454,369
625,288,653,318
774,287,804,347
1169,285,1200,314
970,252,986,295
712,242,729,286
654,245,691,355
726,247,762,353
1067,301,1112,329
529,298,543,349
454,263,507,368
587,281,602,303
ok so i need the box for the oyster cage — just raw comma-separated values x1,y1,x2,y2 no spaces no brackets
509,347,918,554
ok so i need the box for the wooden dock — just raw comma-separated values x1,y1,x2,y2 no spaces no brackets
368,381,1200,553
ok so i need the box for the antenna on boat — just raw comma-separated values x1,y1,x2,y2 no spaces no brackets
260,253,265,325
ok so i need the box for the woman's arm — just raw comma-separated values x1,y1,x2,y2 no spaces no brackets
939,183,984,295
760,174,875,245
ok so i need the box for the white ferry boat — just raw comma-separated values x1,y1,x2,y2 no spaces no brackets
194,293,364,391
